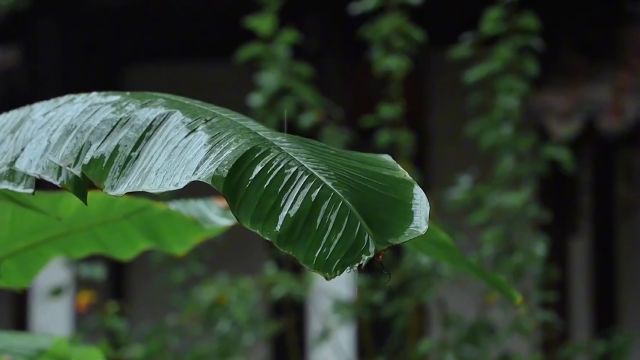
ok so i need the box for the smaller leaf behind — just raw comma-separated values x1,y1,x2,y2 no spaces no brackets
0,191,235,289
405,224,523,304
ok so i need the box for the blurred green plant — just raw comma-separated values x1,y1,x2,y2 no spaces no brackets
436,1,566,357
0,330,104,360
423,0,629,359
236,0,351,147
448,0,550,282
558,332,634,360
349,0,425,172
79,267,301,360
391,1,574,358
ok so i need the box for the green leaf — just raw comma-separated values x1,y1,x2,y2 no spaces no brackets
0,330,105,360
0,191,58,218
515,10,542,33
449,41,474,60
39,339,104,360
405,224,522,304
242,12,278,38
234,41,267,63
0,191,234,289
479,5,508,37
0,92,429,280
463,61,499,84
0,331,53,360
276,27,302,45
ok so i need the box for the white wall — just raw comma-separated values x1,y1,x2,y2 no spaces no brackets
28,258,75,336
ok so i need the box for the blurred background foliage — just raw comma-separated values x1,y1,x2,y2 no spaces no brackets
77,259,305,360
235,0,350,147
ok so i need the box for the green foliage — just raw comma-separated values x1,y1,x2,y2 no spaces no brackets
76,243,310,359
337,245,441,359
407,225,522,304
427,0,563,357
350,0,425,167
339,225,520,359
418,1,624,359
37,341,104,360
149,275,275,359
558,333,634,360
0,92,429,280
447,0,551,283
236,0,350,147
0,331,104,360
345,3,527,356
0,191,234,289
83,274,284,360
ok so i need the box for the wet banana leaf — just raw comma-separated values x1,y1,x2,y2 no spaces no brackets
0,190,235,289
0,92,429,279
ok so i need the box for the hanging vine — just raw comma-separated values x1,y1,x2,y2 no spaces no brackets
443,1,554,356
349,0,425,170
425,1,615,358
236,0,350,147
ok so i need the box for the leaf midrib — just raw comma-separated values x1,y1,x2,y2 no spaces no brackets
151,92,377,242
0,206,150,260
